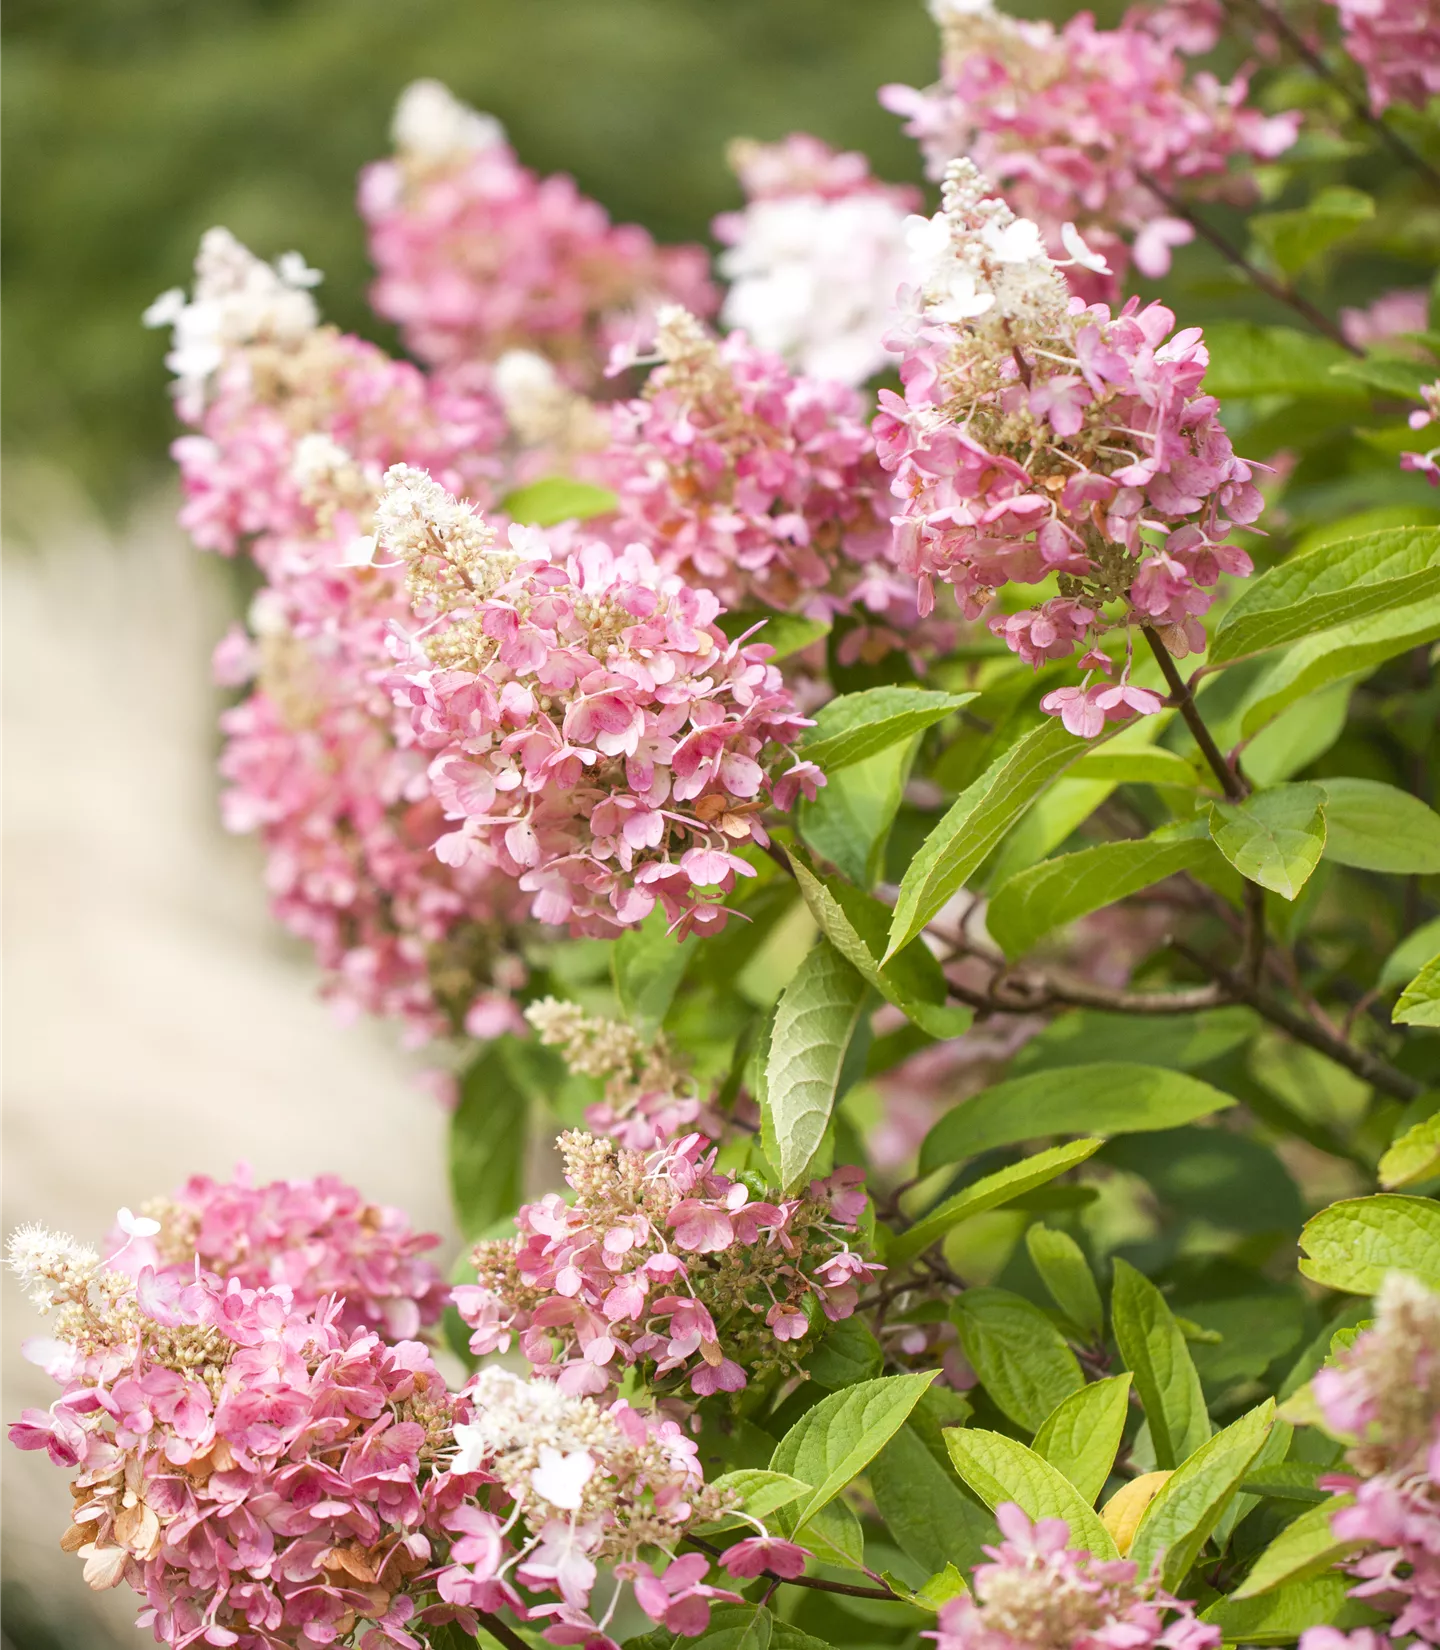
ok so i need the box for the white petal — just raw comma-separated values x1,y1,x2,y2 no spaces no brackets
340,535,378,568
142,289,186,329
1060,222,1112,274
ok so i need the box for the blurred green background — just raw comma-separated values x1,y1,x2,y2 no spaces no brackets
3,0,941,506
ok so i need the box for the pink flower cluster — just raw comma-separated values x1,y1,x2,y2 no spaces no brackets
881,0,1298,294
456,1128,881,1399
105,1169,447,1342
152,232,535,1045
877,162,1259,736
1325,0,1440,112
929,1503,1220,1650
1309,1272,1440,1642
602,306,897,619
10,1255,459,1650
359,80,716,387
378,465,823,937
1401,380,1440,486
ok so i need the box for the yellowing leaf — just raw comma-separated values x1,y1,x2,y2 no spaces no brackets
1100,1472,1172,1556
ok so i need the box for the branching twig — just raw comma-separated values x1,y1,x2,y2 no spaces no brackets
1143,628,1248,800
477,1612,537,1650
1135,173,1362,357
1224,0,1440,193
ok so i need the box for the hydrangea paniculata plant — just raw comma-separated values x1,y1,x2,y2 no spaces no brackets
877,160,1261,736
456,1127,880,1398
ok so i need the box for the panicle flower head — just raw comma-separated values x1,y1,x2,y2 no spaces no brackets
6,1224,100,1312
1324,0,1440,112
377,463,823,937
155,228,535,1046
359,81,717,386
105,1169,447,1342
602,306,898,620
8,1216,461,1650
928,1503,1221,1650
525,998,706,1149
713,134,922,386
144,227,322,418
880,0,1297,293
455,1128,880,1399
876,161,1259,731
1309,1273,1440,1643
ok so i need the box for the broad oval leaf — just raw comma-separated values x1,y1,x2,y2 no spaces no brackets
988,829,1218,960
499,474,618,526
1211,527,1440,666
1298,1193,1440,1292
1380,917,1440,990
1318,778,1440,874
951,1287,1083,1432
1379,1112,1440,1189
1067,747,1201,789
769,1371,938,1532
1026,1225,1105,1341
800,686,976,773
1202,1575,1383,1646
1129,1402,1275,1589
763,939,869,1191
613,907,696,1035
702,1470,812,1526
804,1315,884,1389
889,1138,1103,1268
886,719,1087,960
717,609,832,661
1395,952,1440,1027
1232,1497,1359,1599
1111,1258,1210,1471
944,1428,1118,1558
1203,322,1358,401
870,1425,996,1577
1209,783,1326,900
799,737,912,889
919,1063,1234,1174
1033,1374,1132,1506
450,1040,529,1240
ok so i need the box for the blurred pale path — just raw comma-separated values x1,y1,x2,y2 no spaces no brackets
2,473,457,1638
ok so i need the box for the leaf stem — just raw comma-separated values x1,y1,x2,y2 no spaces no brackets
1134,174,1362,357
1223,0,1440,193
1142,627,1248,801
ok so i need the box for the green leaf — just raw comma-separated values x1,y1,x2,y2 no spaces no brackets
889,1138,1104,1268
1111,1259,1210,1471
1243,678,1353,786
787,849,973,1039
804,1315,884,1389
1033,1375,1132,1506
1237,591,1440,735
1395,952,1440,1027
762,939,870,1192
944,1429,1118,1558
801,1498,866,1570
1331,354,1434,399
1202,1575,1382,1645
684,1606,773,1650
1026,1226,1105,1341
1066,747,1201,789
1250,186,1373,277
1317,778,1440,874
919,1063,1234,1174
983,776,1120,894
800,686,976,773
1380,917,1440,991
1129,1401,1275,1589
887,719,1086,959
870,1425,996,1576
717,609,832,662
798,737,912,888
1241,1462,1329,1503
951,1288,1084,1431
703,1470,812,1526
1203,323,1359,401
1380,1111,1440,1188
1298,1193,1440,1291
1233,1497,1359,1599
1010,1007,1257,1075
1209,783,1326,899
499,474,618,526
612,907,696,1035
449,1041,529,1240
770,1371,938,1532
988,829,1218,960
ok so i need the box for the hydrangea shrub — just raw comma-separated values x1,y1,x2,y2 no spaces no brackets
10,5,1440,1650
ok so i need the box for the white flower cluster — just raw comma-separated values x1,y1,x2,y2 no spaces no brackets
493,349,607,451
719,191,913,385
901,159,1107,340
391,78,506,163
450,1368,618,1511
6,1224,99,1311
143,227,321,416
